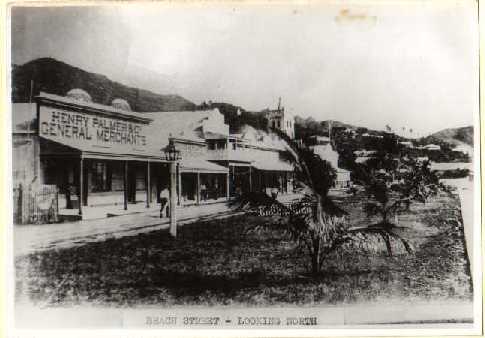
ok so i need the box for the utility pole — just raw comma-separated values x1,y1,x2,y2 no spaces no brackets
169,161,177,237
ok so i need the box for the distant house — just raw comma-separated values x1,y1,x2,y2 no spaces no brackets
399,141,413,148
310,141,351,189
342,129,357,138
423,144,441,151
335,168,351,189
430,162,472,172
355,156,372,164
452,145,471,155
353,150,377,157
308,135,330,146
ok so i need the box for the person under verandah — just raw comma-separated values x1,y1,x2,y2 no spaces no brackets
159,187,170,218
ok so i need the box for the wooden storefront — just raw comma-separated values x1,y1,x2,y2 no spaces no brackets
34,92,173,218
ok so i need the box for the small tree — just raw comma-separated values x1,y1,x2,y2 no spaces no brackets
355,154,442,256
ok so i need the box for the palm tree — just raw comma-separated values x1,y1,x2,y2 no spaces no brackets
232,130,423,275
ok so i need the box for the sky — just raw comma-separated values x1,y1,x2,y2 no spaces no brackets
10,2,478,137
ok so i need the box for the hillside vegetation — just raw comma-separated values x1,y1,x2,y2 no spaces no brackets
12,58,196,111
422,126,473,147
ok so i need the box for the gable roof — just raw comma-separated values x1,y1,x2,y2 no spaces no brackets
141,109,219,146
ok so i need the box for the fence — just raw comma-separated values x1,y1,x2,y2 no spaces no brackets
13,184,59,224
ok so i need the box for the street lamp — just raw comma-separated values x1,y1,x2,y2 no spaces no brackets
161,138,180,237
163,139,181,161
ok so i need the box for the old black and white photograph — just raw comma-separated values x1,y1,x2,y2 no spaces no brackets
5,1,482,335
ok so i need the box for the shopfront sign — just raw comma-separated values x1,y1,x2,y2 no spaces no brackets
39,105,148,150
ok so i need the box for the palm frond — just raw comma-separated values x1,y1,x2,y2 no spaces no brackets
347,222,413,256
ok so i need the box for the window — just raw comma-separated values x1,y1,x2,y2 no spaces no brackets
272,121,276,128
91,161,111,192
208,141,215,150
277,120,281,128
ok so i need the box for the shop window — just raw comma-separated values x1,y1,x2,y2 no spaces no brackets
91,161,111,192
42,159,60,185
111,162,124,191
135,164,146,190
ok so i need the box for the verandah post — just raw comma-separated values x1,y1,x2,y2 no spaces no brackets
226,171,230,199
177,164,181,206
124,161,128,210
78,157,83,216
196,172,201,204
146,160,150,208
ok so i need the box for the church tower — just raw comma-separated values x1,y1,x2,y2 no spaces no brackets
265,97,295,139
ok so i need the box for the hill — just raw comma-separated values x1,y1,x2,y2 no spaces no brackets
11,58,196,111
422,126,473,147
294,116,375,140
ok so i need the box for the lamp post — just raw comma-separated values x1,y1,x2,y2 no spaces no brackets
162,139,181,237
164,139,181,162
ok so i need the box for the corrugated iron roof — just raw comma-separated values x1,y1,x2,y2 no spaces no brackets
180,158,229,173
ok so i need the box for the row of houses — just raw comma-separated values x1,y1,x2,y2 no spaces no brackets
12,89,294,223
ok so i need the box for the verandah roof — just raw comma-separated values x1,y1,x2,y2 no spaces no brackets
252,159,293,172
180,158,229,174
39,137,169,162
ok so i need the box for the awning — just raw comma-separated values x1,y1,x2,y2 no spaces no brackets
40,137,168,162
180,158,229,174
252,159,293,172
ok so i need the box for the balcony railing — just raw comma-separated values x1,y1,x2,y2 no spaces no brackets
207,148,252,162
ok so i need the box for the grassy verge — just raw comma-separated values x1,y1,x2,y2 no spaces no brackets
16,193,472,307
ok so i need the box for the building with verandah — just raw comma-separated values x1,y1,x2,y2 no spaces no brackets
12,89,295,224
